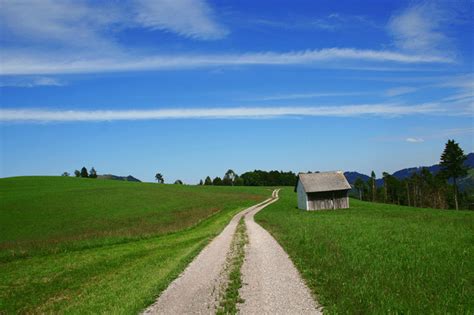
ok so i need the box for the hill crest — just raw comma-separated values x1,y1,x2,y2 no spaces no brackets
97,174,141,182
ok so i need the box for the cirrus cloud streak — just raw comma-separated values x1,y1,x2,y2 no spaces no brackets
0,103,445,122
0,48,454,76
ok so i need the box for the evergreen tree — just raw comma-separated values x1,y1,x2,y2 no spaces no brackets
212,177,223,185
155,173,164,184
440,139,468,210
199,179,203,185
204,176,212,185
80,167,88,178
89,167,97,178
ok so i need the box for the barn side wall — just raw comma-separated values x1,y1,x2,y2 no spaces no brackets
296,181,308,210
307,190,349,210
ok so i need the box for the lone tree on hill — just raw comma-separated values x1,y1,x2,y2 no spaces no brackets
204,176,212,185
440,139,468,210
89,167,97,178
74,170,80,177
62,172,70,177
80,167,88,178
174,179,183,185
155,173,164,184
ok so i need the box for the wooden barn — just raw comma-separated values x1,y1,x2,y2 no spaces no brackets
295,171,351,210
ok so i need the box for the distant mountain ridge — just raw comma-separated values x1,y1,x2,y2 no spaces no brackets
97,174,141,182
344,152,474,190
344,172,370,184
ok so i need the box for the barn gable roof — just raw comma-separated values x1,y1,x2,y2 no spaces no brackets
295,171,351,193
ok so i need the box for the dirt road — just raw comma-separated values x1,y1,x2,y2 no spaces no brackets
239,190,321,314
143,189,320,314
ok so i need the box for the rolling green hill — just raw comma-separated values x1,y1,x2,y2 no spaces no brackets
0,176,269,313
256,188,474,314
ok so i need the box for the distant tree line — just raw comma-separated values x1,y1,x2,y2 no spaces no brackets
198,169,297,186
63,167,97,178
152,140,471,210
353,140,471,210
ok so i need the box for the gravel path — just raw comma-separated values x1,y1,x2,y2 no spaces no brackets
239,189,322,314
143,189,321,314
143,196,275,315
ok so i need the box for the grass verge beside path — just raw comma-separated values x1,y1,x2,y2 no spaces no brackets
0,176,269,313
255,188,474,314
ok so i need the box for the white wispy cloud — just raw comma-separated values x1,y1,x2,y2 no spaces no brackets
0,77,65,88
405,137,424,143
385,86,418,97
0,103,445,122
251,13,378,32
0,48,454,76
436,74,474,90
437,74,474,103
442,92,473,102
376,127,474,143
0,0,227,47
312,13,379,31
0,1,460,77
0,1,122,53
404,127,474,143
245,92,371,101
388,2,453,56
133,0,228,40
436,127,474,138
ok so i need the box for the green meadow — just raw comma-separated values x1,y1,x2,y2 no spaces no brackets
2,178,473,314
256,188,474,314
0,176,269,313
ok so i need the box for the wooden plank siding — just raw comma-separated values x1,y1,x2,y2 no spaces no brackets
296,180,309,210
306,190,349,210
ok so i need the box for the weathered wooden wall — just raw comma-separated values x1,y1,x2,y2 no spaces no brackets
306,190,349,210
296,181,308,210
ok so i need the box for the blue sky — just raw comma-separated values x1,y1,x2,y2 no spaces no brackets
0,0,473,183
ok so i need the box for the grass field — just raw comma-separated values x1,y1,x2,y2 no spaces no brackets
255,188,474,314
0,176,269,313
